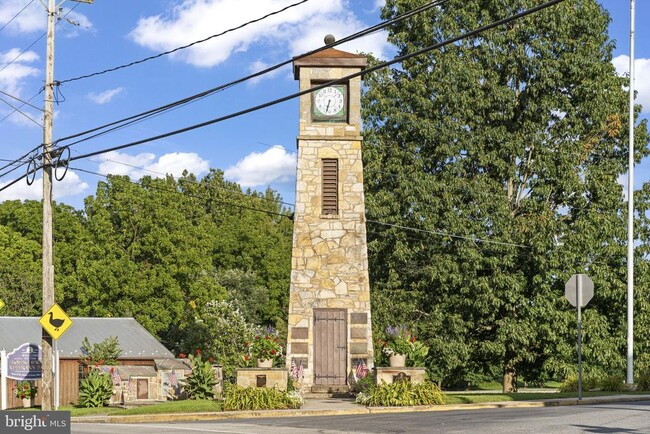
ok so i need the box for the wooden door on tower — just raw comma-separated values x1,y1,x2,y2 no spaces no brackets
313,308,347,385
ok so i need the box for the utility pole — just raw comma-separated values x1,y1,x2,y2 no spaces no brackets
41,0,94,411
41,0,56,411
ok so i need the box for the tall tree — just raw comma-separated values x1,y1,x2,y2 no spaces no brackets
363,0,649,389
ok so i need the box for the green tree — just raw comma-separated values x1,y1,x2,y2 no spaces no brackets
364,0,649,389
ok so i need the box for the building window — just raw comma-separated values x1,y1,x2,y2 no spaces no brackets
322,158,338,215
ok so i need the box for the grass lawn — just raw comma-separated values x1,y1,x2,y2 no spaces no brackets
444,391,649,405
61,400,223,417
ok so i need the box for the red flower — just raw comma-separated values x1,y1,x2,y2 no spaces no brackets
244,355,250,361
409,336,416,343
209,357,214,363
196,349,201,356
270,349,276,355
178,353,186,358
255,336,261,340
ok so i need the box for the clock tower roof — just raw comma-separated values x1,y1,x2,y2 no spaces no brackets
293,47,367,79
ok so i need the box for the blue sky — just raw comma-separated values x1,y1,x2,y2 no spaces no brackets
0,0,647,210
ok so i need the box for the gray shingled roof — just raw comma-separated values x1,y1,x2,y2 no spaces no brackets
0,317,174,359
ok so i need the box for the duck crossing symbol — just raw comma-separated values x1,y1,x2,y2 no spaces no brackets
39,303,73,340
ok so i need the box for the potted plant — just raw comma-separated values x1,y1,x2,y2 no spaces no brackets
378,325,428,367
14,381,37,407
246,326,284,367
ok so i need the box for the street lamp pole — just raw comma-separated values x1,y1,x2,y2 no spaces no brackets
626,0,636,386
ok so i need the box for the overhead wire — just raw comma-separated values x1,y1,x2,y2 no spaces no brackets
0,0,565,250
70,166,291,219
0,0,35,33
62,0,565,165
58,0,312,85
78,150,296,208
0,95,42,127
53,0,448,148
0,1,81,129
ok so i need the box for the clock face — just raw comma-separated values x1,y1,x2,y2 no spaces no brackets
312,85,346,121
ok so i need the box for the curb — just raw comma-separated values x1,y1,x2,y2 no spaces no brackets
71,395,650,424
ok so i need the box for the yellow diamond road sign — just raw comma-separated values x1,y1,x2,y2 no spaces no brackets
39,304,73,340
0,299,4,310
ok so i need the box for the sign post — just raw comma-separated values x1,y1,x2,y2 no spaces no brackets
565,274,594,401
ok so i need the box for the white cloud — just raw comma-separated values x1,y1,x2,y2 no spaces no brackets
88,87,124,104
0,0,44,34
0,1,92,36
247,60,287,85
0,48,40,95
224,146,296,187
129,0,391,68
613,55,650,114
0,170,89,202
96,151,210,180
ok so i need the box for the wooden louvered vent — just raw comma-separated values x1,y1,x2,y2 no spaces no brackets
322,159,338,215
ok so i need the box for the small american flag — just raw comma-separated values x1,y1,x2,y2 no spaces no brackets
290,359,304,381
169,368,177,387
111,367,121,386
355,359,369,379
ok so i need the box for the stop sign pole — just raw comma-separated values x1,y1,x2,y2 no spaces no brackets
565,274,594,401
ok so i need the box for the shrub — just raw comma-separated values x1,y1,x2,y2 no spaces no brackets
78,368,113,407
350,372,375,394
185,350,217,400
636,370,650,391
355,380,444,407
559,374,612,392
599,374,627,392
223,385,302,411
80,336,121,367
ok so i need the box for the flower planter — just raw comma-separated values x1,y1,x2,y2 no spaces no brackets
388,354,406,368
21,398,32,408
257,358,273,368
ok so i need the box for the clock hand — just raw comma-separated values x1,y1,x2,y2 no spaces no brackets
326,100,331,113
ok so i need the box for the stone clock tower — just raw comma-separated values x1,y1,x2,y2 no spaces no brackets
287,41,373,391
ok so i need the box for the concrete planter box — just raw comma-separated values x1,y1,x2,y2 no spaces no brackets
236,368,288,391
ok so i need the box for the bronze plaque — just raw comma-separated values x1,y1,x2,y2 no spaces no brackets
256,375,267,387
393,372,411,383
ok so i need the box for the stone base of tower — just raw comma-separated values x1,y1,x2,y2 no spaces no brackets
286,306,373,390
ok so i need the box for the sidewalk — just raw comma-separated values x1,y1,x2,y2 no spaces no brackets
71,394,650,424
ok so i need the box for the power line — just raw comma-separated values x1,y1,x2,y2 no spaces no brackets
366,219,529,249
0,0,35,33
0,95,42,127
58,0,312,85
0,3,79,129
53,0,448,147
0,89,44,112
0,90,41,126
63,0,565,164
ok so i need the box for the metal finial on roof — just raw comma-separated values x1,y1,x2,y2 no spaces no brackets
324,34,335,45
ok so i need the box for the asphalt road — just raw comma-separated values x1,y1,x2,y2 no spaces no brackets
72,400,650,433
